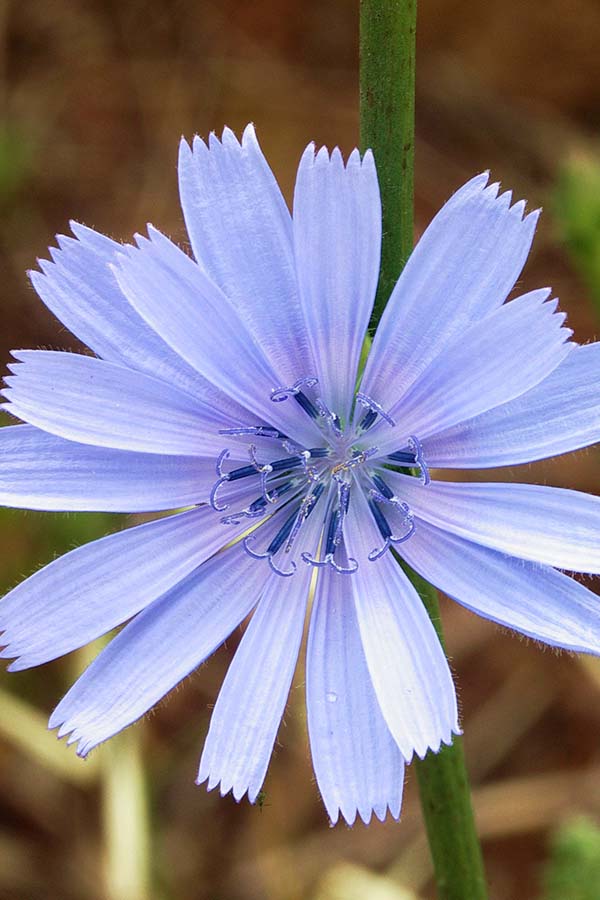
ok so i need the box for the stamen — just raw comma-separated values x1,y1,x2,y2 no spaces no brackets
210,475,230,512
367,497,415,561
356,392,396,428
301,500,358,575
220,479,299,525
387,449,417,466
315,398,343,436
408,435,431,485
243,504,304,577
270,377,319,402
285,482,325,552
293,390,320,420
218,426,287,440
386,435,430,484
215,448,230,477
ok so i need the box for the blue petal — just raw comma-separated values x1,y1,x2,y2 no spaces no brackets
49,546,269,756
375,290,572,453
198,564,311,803
179,126,313,382
113,228,320,447
293,145,381,421
346,489,459,761
1,506,241,670
4,351,246,458
306,565,404,826
31,224,246,419
361,173,539,407
423,341,600,468
400,519,600,655
386,474,600,574
0,424,212,511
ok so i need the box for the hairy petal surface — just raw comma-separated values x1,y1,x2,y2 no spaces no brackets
4,351,245,458
388,474,600,574
361,173,539,406
0,424,211,512
423,342,600,468
179,125,313,381
198,564,311,803
307,565,404,825
49,546,268,757
293,145,381,421
0,506,242,670
114,229,318,446
376,290,573,452
346,490,459,761
400,520,600,655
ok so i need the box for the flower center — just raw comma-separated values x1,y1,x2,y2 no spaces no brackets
209,377,429,576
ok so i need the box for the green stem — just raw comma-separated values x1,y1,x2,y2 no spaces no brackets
403,565,488,899
359,4,488,896
359,0,415,327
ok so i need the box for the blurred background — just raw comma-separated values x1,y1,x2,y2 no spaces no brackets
0,1,599,898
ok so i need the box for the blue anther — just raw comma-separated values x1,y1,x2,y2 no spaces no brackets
294,390,320,420
371,473,395,500
324,509,341,557
227,464,261,482
367,496,416,560
267,506,302,555
368,499,392,540
358,407,378,432
387,449,417,466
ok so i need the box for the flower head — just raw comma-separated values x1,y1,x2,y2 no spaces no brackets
1,125,599,826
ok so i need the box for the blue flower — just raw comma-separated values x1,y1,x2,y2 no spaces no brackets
1,125,599,826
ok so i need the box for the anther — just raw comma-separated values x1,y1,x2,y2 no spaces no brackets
367,498,415,560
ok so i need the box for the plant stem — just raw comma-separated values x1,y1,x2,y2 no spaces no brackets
359,0,415,327
404,564,488,899
359,3,488,896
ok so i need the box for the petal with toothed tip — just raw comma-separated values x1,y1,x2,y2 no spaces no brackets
3,351,248,458
179,125,314,383
30,224,249,421
113,228,320,448
197,563,312,803
48,545,269,757
345,489,459,762
306,565,404,825
374,289,573,453
0,506,249,670
361,173,540,409
422,341,600,468
293,143,381,423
